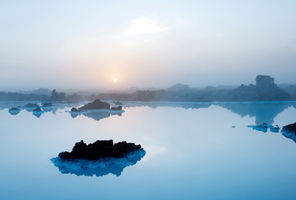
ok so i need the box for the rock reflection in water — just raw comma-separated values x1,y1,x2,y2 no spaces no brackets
8,107,21,115
70,110,124,121
248,123,280,133
217,102,296,125
51,150,145,177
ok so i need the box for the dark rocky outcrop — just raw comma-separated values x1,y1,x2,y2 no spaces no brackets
59,140,143,160
282,122,296,134
70,99,123,113
69,100,124,121
78,99,110,111
281,122,296,143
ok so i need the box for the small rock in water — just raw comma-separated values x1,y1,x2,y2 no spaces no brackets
78,99,110,111
58,140,143,160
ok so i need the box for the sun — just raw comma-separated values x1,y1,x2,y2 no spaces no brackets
113,78,118,83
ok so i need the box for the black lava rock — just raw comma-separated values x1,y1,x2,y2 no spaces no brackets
59,140,143,160
282,122,296,134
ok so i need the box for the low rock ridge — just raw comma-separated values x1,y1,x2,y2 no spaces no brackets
70,99,123,112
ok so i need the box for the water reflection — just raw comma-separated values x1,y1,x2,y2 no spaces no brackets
8,107,21,115
216,102,296,125
51,150,146,177
3,101,296,125
124,101,296,126
70,110,124,121
124,101,211,109
282,130,296,143
248,124,280,133
32,109,44,118
4,102,76,117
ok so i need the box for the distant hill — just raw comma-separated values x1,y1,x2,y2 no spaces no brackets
19,88,52,96
0,75,293,102
98,75,292,102
230,75,290,101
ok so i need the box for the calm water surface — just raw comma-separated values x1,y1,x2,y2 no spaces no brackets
1,101,296,200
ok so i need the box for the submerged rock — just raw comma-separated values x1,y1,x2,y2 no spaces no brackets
8,107,21,115
59,140,143,160
51,149,145,177
78,99,110,111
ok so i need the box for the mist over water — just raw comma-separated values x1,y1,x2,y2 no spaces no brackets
1,1,296,199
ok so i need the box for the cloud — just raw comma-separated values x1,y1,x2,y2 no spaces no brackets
127,17,170,35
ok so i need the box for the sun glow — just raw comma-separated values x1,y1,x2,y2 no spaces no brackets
113,78,118,83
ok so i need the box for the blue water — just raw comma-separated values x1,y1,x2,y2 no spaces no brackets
1,101,296,200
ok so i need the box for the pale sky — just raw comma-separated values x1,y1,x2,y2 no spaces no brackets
0,0,296,90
